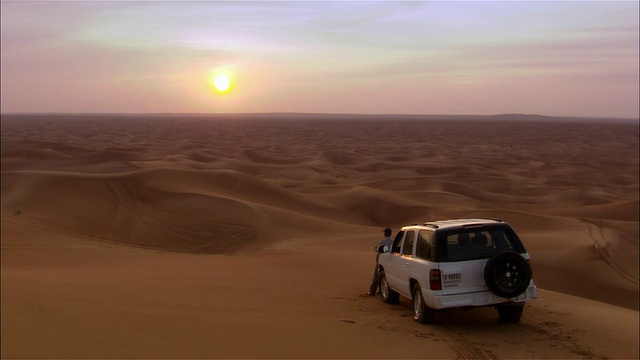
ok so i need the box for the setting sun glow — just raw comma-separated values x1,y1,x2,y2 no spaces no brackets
212,74,231,93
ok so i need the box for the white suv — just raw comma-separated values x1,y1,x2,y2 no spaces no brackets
376,218,538,323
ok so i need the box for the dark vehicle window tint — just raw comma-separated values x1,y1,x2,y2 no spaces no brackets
416,230,432,260
434,225,526,262
402,230,415,256
392,230,405,253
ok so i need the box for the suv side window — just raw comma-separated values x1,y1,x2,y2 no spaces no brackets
391,230,405,253
416,230,433,261
402,230,416,256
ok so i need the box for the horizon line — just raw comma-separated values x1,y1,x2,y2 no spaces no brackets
1,112,638,121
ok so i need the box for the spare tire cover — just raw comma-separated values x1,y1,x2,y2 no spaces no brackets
484,251,532,298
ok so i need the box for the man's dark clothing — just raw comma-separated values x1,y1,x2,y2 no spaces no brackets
369,236,394,295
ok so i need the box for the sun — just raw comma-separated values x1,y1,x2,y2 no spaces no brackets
212,73,231,93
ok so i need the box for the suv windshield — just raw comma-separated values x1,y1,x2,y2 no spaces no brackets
433,224,526,262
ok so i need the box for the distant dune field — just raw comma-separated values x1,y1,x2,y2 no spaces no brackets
2,114,638,359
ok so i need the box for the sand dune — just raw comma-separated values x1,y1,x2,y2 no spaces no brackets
1,114,638,358
1,168,365,253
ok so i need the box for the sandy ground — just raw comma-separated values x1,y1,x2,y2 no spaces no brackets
1,114,638,359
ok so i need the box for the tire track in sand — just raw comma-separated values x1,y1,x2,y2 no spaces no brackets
585,221,638,283
349,295,607,359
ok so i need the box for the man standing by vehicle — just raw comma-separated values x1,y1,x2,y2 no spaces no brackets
368,228,394,296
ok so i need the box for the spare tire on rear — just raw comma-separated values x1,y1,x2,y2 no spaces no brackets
484,251,532,298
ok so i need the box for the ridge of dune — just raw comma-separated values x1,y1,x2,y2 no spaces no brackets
318,186,436,225
546,199,640,222
4,167,434,253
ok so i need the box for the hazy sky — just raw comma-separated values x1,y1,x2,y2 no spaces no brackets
1,1,638,118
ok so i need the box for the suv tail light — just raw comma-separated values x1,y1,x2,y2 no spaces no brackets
429,269,442,290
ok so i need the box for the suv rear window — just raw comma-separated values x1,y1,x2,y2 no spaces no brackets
433,224,526,262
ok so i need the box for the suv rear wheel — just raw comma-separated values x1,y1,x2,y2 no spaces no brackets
379,270,399,304
497,304,524,322
412,284,436,324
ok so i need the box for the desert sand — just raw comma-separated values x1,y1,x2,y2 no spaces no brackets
1,114,638,359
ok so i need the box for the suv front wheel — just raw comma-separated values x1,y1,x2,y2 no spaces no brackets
412,284,436,324
379,270,399,304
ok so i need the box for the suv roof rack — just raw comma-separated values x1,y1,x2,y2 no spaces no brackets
423,222,439,229
477,217,503,222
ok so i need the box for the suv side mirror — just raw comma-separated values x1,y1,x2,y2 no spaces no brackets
377,245,388,253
